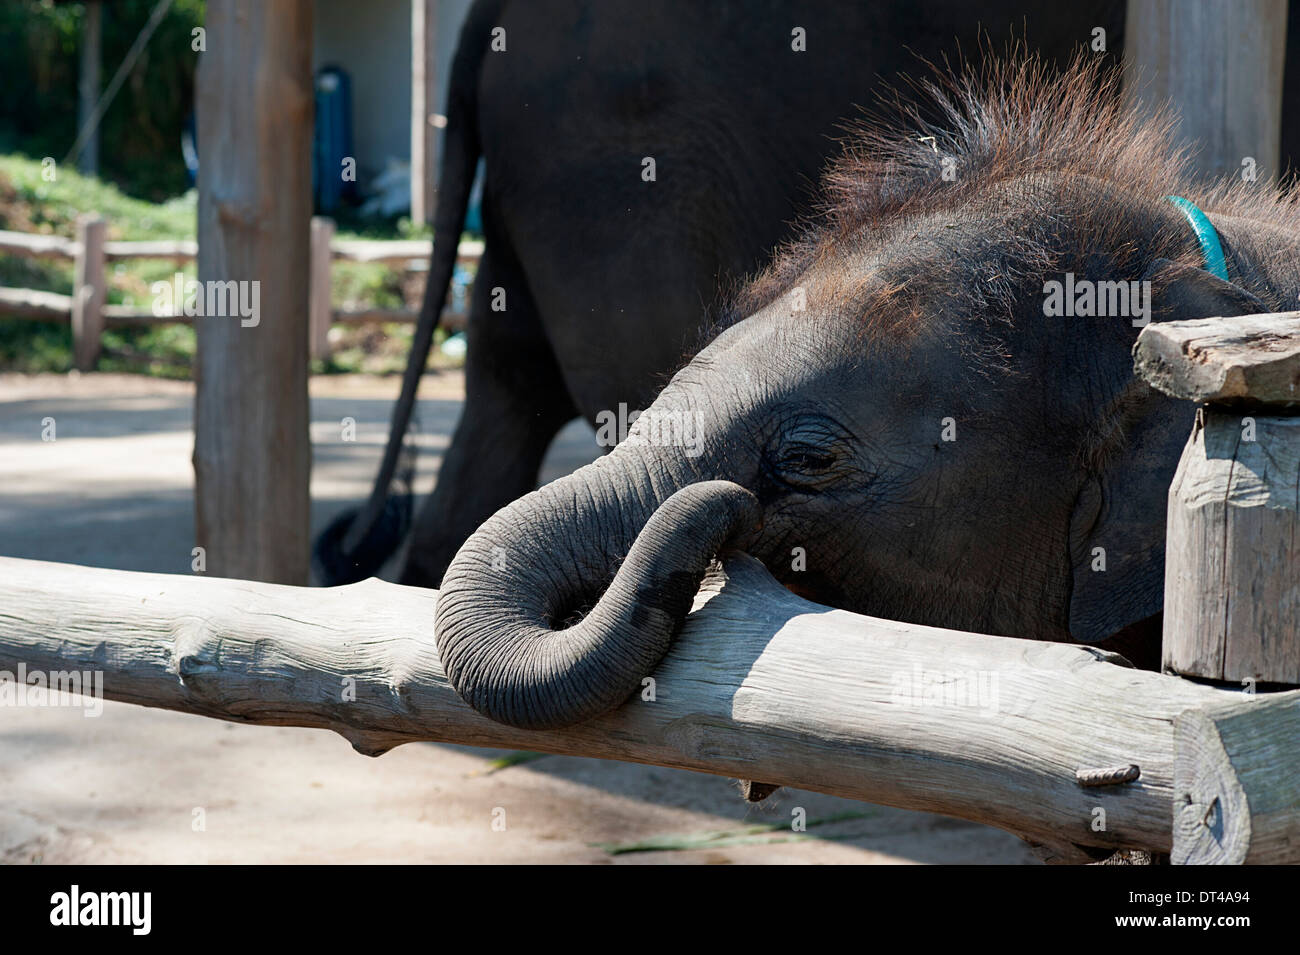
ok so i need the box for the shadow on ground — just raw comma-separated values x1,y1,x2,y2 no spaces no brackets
0,371,1036,864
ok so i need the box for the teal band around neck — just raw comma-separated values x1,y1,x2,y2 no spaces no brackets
1165,195,1230,281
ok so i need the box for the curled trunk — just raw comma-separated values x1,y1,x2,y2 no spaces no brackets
434,454,758,729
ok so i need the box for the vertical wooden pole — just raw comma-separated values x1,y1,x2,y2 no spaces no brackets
1135,314,1300,686
71,213,106,372
77,1,102,177
309,216,335,361
194,0,313,585
1124,0,1288,179
410,0,439,227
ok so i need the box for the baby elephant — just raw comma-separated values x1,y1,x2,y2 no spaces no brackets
434,57,1296,733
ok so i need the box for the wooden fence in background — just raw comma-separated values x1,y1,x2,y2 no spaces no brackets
0,213,481,369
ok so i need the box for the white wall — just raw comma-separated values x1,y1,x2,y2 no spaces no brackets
313,0,473,194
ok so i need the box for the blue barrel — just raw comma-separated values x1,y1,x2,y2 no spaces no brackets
313,65,357,213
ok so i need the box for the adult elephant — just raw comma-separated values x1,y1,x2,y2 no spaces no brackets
314,0,1126,588
433,56,1300,730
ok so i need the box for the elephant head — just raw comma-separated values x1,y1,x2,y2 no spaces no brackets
434,58,1295,729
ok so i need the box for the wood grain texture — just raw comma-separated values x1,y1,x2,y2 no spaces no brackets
410,0,439,228
0,554,1250,859
1124,0,1287,178
70,214,105,372
193,0,313,584
1163,409,1300,683
309,216,335,361
1174,691,1300,864
1134,313,1300,406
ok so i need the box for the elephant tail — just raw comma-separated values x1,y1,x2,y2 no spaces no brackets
313,0,503,586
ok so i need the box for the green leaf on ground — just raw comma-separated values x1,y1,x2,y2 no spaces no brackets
592,810,877,855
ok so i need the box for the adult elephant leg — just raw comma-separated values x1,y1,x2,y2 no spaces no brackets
400,246,578,588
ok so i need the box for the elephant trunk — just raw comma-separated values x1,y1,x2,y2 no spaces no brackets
434,452,759,730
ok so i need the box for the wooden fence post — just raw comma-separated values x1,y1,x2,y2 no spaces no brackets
1174,691,1300,864
70,213,106,372
1134,313,1300,685
309,216,335,361
410,0,439,227
194,0,313,585
1123,0,1288,179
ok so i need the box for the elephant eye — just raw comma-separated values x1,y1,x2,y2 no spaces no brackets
766,413,855,489
780,447,837,473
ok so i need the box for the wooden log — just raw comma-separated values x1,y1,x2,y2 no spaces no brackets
1124,0,1287,179
332,307,419,324
329,237,482,265
70,214,106,372
1134,312,1300,406
193,0,313,585
0,290,195,324
1173,691,1300,864
0,230,80,261
0,287,73,320
0,553,1247,860
103,238,198,262
1162,408,1300,684
331,306,467,332
309,216,335,361
0,230,477,268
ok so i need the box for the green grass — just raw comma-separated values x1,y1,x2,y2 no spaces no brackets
0,153,196,239
0,152,466,377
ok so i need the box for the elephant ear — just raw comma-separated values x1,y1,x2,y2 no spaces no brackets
1066,258,1269,644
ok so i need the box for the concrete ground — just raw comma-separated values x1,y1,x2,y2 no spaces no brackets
0,371,1036,864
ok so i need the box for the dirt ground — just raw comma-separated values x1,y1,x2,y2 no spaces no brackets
0,371,1036,864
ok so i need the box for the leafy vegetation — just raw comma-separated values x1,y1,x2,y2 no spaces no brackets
0,0,206,201
0,154,463,377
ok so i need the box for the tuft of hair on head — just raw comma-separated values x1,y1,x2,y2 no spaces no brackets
731,47,1300,321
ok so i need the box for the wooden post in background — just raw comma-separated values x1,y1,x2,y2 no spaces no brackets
1134,314,1300,686
1124,0,1288,179
410,0,439,227
194,0,313,585
309,216,335,361
71,213,105,372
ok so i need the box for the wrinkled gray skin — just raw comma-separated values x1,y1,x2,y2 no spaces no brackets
435,162,1300,732
312,0,1129,589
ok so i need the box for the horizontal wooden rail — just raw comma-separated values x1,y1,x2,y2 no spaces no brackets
0,289,462,332
0,228,482,265
0,222,477,361
2,552,1293,863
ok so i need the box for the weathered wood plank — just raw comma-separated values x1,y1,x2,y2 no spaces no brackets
103,238,198,262
0,230,80,260
410,0,439,228
70,214,106,372
1174,691,1300,864
0,230,479,267
1163,409,1300,684
329,237,482,265
309,216,335,360
193,0,313,584
0,553,1248,860
1124,0,1287,179
1134,312,1300,406
0,286,74,320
